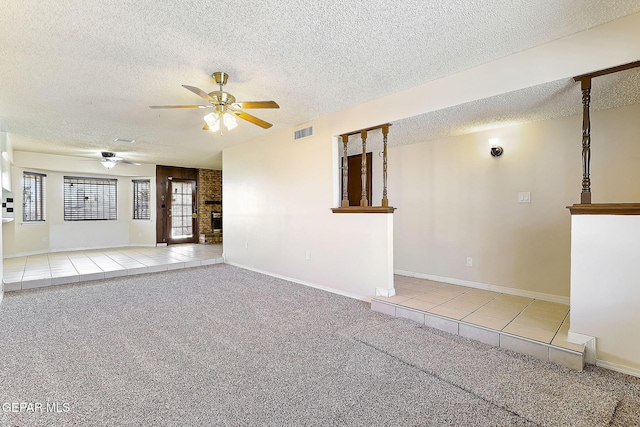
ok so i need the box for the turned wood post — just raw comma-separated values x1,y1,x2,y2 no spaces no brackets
572,62,640,205
360,130,368,207
341,135,349,207
580,78,592,204
335,123,393,211
381,124,389,207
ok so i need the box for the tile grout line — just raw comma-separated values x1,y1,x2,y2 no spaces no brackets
499,298,537,338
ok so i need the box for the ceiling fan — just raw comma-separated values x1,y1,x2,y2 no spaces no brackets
98,151,140,169
149,71,279,131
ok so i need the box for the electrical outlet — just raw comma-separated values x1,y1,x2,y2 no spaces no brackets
466,257,473,267
518,192,531,203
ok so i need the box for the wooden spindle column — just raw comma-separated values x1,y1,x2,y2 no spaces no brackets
580,78,592,204
360,130,368,207
571,61,640,204
332,123,394,214
381,124,389,207
341,135,349,207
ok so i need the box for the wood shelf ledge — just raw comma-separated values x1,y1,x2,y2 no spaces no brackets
331,206,396,214
567,203,640,215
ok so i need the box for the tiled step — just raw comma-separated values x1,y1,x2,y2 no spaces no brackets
2,245,224,293
3,257,224,292
371,298,585,371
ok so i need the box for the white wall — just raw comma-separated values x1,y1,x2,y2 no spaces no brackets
224,122,394,300
570,215,640,375
1,131,13,193
390,103,640,301
2,152,156,257
0,132,6,303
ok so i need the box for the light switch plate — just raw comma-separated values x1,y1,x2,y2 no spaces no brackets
518,192,531,203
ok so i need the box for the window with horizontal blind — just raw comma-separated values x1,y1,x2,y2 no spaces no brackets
132,179,151,220
64,176,117,221
23,172,46,222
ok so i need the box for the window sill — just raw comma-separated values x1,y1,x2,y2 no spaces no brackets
331,206,396,214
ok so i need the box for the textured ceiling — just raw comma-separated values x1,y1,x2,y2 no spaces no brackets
352,68,640,154
1,1,640,169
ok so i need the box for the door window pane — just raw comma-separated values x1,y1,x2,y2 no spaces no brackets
171,181,193,238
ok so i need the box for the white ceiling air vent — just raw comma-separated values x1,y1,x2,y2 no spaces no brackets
293,126,313,141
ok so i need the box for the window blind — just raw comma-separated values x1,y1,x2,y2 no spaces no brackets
23,172,47,222
64,176,117,221
132,179,151,220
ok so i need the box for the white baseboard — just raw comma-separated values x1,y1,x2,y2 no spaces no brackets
596,359,640,379
394,269,569,305
226,261,370,302
375,287,396,297
0,290,3,307
568,331,596,364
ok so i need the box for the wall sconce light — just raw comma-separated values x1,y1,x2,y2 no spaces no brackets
488,138,503,157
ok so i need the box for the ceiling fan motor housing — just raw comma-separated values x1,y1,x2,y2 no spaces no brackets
208,91,236,113
212,71,228,87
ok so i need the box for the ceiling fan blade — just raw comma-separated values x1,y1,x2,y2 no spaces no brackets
149,105,211,109
182,85,217,103
233,101,279,109
231,110,273,129
120,160,141,166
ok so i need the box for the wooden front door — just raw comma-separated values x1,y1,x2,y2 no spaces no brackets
167,178,198,244
344,153,372,206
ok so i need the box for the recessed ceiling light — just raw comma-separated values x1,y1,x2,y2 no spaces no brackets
114,138,135,143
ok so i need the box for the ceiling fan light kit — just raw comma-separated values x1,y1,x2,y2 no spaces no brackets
101,159,117,169
149,71,279,133
97,151,140,168
223,113,238,130
204,111,238,133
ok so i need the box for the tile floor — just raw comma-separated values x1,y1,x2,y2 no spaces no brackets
3,244,223,292
373,275,583,354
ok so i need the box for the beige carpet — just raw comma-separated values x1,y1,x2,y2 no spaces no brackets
0,264,639,426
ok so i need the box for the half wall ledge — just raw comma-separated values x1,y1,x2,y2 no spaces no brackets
567,203,640,215
331,206,396,214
